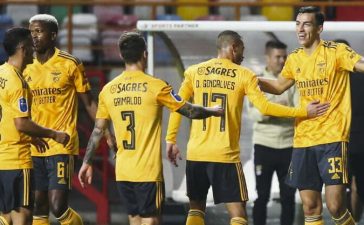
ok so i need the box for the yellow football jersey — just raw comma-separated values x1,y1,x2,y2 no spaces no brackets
97,71,185,182
0,63,32,169
166,58,306,163
282,40,362,148
23,48,90,156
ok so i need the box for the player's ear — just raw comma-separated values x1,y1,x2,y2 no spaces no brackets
51,32,57,41
230,44,235,52
143,50,148,58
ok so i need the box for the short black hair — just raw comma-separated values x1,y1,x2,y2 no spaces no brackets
118,32,146,64
3,27,31,57
217,30,242,50
265,40,287,54
298,6,325,26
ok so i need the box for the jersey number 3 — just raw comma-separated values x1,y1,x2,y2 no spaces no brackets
121,111,135,150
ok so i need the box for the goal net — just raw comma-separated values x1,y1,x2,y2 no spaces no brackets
137,20,364,201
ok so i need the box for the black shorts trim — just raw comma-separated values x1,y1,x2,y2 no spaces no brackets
235,163,248,201
116,181,165,217
0,169,34,213
286,142,349,191
186,161,248,204
32,155,74,191
23,169,30,206
342,142,348,184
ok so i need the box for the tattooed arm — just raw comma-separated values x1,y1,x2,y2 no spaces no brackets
176,102,224,119
78,118,109,188
83,119,108,164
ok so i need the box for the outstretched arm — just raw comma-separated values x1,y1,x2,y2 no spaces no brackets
247,75,329,118
78,118,109,188
354,57,364,73
176,102,224,119
258,75,295,95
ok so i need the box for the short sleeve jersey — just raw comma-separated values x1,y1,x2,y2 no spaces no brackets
0,63,32,169
281,40,362,147
23,48,90,156
97,71,185,182
166,58,306,163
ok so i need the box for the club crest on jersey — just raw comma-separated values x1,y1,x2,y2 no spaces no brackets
197,67,206,75
51,71,61,82
170,90,182,102
25,76,32,82
18,97,28,112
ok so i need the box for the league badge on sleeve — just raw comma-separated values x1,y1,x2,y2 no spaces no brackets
18,97,28,113
170,90,183,102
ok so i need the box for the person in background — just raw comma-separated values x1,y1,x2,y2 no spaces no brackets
248,40,297,225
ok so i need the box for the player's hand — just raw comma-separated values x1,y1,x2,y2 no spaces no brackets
307,100,330,118
31,137,49,153
78,162,93,188
52,131,70,146
166,142,182,167
210,105,225,117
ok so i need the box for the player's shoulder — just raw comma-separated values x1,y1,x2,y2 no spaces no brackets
57,49,83,67
238,65,257,79
322,40,351,55
100,75,119,94
186,58,245,75
0,64,27,90
290,47,304,55
185,61,203,74
322,40,339,49
144,73,170,87
128,71,165,84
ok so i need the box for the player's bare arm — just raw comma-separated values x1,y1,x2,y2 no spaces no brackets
177,102,224,119
82,118,108,164
78,118,109,188
78,91,116,151
14,117,70,146
259,75,295,95
354,57,364,73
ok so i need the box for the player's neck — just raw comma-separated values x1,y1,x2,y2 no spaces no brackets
303,39,321,55
36,47,56,64
7,56,23,73
125,62,145,72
